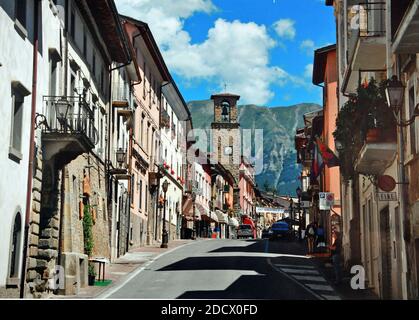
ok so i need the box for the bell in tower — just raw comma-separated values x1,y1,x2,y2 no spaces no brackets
221,101,230,122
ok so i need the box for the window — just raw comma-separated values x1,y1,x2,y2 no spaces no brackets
9,82,30,162
145,185,148,210
146,122,151,152
143,62,146,98
83,33,87,58
92,51,96,76
100,69,104,93
72,176,78,213
153,79,156,103
9,212,22,279
70,9,75,39
140,114,145,147
49,56,58,96
149,71,152,108
15,0,27,29
130,175,134,205
139,179,143,211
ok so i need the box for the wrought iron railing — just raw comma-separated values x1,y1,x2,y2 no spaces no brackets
112,84,132,105
348,2,386,64
42,95,98,147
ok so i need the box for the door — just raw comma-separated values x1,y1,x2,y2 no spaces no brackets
380,207,392,299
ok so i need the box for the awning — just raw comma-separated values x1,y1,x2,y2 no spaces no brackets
182,195,201,221
216,210,228,224
242,216,255,228
229,217,239,227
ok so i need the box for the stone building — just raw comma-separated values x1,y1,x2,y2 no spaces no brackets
210,93,242,222
21,0,130,297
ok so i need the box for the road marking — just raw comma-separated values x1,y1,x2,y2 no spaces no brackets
293,275,327,282
97,241,199,299
305,283,334,291
274,264,315,269
267,258,325,300
280,268,320,275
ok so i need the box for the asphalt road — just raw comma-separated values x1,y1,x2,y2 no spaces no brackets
103,238,341,300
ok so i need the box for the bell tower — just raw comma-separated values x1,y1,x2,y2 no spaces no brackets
210,92,241,187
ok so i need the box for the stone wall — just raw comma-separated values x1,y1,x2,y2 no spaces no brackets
66,153,111,259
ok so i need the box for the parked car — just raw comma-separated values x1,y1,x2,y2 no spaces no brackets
237,224,255,239
262,228,273,239
270,221,293,240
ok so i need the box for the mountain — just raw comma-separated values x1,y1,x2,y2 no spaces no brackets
187,100,322,196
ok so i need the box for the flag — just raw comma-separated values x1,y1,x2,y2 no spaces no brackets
311,142,324,182
315,137,340,168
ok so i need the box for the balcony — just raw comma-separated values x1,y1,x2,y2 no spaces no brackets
112,85,134,122
40,96,98,163
392,1,419,53
355,129,397,175
344,2,386,93
109,148,130,179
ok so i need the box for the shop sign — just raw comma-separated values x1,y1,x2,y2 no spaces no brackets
377,192,397,201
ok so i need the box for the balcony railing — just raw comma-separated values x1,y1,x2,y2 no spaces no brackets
347,2,386,65
42,95,98,148
112,84,132,106
358,2,386,37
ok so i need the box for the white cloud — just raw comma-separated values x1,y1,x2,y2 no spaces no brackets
273,19,296,40
116,1,307,105
304,64,313,78
300,39,315,55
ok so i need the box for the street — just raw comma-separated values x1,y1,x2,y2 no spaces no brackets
102,239,341,300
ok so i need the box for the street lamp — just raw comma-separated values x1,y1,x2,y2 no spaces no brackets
191,191,197,240
55,97,70,128
385,76,404,112
161,180,169,248
386,76,419,126
116,148,126,168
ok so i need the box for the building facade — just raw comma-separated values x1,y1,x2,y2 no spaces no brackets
326,0,418,299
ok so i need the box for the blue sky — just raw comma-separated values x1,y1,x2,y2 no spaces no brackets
117,0,336,107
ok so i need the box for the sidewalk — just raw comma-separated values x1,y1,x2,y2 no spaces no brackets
54,239,194,299
310,255,379,300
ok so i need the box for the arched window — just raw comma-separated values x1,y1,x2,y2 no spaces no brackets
221,101,230,122
9,212,22,278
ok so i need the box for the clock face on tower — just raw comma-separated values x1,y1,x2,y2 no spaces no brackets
224,146,233,155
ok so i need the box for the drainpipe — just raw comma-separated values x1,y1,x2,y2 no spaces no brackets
396,85,409,300
20,0,40,298
56,0,70,282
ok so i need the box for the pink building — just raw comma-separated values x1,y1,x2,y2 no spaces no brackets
239,158,256,221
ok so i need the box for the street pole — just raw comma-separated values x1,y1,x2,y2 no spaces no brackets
161,180,169,248
191,191,197,240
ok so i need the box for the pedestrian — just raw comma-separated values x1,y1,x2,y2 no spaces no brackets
306,222,316,254
330,231,342,285
316,224,325,249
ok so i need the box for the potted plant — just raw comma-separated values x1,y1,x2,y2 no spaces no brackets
88,264,96,286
